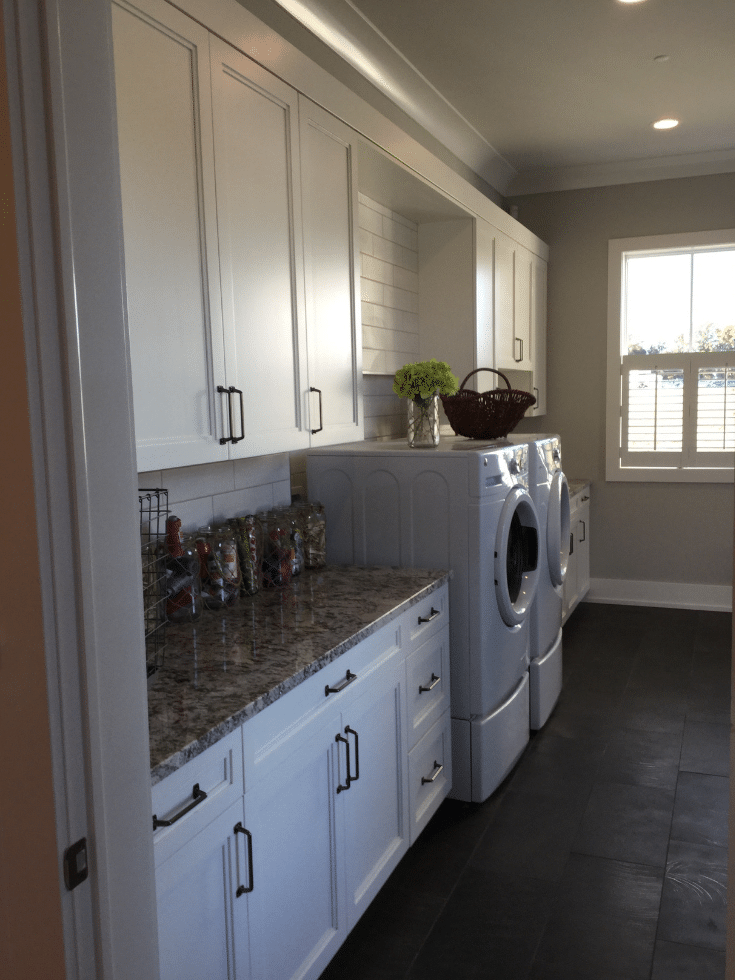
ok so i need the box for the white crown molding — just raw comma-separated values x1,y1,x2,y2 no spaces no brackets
507,148,735,197
587,577,733,613
270,0,517,194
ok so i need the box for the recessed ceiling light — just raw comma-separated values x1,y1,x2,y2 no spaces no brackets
618,0,647,4
653,54,670,63
653,118,679,129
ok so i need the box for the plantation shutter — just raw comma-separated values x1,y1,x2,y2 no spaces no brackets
621,354,688,467
621,353,735,468
692,354,735,467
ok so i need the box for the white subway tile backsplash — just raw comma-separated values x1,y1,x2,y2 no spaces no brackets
137,470,163,489
383,285,419,314
361,278,385,305
400,246,419,273
359,228,374,255
272,479,292,507
385,350,411,374
363,348,388,374
233,453,290,490
360,193,420,380
164,461,235,502
212,485,274,523
393,265,419,293
170,496,215,534
372,235,404,267
358,202,383,236
361,253,394,285
382,217,416,250
361,301,388,328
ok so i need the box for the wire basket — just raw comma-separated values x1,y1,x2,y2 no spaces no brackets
139,488,169,678
440,368,536,439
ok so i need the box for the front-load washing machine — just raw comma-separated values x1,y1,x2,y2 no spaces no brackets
508,434,570,728
305,437,540,802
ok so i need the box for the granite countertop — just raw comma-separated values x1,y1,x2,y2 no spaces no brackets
148,565,450,784
567,479,591,497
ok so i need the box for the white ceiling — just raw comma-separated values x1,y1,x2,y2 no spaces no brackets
269,0,735,195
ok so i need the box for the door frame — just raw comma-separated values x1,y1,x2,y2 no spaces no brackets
4,0,159,976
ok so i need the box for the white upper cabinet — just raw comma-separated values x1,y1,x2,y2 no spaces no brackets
494,229,533,372
112,0,228,471
513,245,533,371
209,38,310,458
114,1,363,471
530,252,547,415
298,98,363,445
489,221,547,414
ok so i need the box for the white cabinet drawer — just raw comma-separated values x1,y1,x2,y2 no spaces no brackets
407,711,452,845
408,584,449,647
243,618,404,787
151,727,243,866
405,626,450,751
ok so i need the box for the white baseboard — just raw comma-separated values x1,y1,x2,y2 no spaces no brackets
587,578,733,613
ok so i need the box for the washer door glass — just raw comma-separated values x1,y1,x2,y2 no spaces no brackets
494,487,540,627
547,471,571,587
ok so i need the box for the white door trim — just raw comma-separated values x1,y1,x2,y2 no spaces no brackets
6,0,160,976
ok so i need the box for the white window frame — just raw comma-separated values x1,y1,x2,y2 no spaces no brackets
607,229,735,483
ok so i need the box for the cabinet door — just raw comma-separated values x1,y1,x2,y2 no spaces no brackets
530,254,547,415
209,37,310,458
514,244,533,370
112,0,228,471
299,98,363,445
494,229,516,371
563,516,579,622
244,707,346,980
155,798,249,980
576,497,591,602
341,651,409,930
475,219,495,388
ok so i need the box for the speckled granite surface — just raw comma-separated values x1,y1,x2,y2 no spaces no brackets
148,566,449,784
568,479,591,497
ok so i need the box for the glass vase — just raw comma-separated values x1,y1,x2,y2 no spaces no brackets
407,395,440,448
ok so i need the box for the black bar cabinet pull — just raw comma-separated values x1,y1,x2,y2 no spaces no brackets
418,608,440,624
217,385,233,444
310,386,323,434
152,783,207,830
515,337,523,362
419,673,441,694
230,386,245,443
325,669,357,697
421,761,444,785
234,823,254,895
345,726,359,783
570,533,574,555
580,520,586,543
335,733,351,793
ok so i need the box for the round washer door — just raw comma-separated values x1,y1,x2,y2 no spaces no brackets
547,471,571,588
494,486,540,627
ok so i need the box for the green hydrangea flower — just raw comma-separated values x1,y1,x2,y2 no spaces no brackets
393,359,459,401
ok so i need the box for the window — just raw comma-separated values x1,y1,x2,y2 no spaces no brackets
607,230,735,482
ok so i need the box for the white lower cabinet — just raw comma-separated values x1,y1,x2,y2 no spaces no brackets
341,652,408,929
563,488,591,622
151,584,449,980
155,798,249,980
244,705,346,980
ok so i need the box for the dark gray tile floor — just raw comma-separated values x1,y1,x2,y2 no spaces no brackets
318,602,730,980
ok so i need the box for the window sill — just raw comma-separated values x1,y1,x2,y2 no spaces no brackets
606,464,734,484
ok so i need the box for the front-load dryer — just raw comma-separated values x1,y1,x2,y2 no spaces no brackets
509,434,570,728
305,437,540,803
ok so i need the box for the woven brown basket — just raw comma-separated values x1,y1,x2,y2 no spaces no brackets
440,368,536,439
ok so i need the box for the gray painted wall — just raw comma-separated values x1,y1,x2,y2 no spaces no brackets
510,173,735,586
